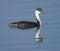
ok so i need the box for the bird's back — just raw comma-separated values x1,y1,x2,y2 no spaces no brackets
9,21,37,29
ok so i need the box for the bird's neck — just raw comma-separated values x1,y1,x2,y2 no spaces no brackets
35,12,41,26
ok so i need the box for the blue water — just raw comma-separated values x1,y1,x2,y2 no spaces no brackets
0,0,60,51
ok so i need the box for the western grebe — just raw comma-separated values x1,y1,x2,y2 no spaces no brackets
9,8,43,29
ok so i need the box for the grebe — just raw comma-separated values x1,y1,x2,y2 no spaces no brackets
9,8,43,29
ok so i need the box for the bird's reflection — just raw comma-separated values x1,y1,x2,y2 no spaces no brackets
36,26,43,42
9,25,43,42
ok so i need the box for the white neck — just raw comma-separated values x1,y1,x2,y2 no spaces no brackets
35,10,42,25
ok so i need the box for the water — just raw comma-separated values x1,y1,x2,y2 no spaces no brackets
0,0,60,51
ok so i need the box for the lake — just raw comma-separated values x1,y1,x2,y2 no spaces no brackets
0,0,60,51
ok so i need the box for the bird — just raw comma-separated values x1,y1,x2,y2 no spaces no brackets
9,8,43,29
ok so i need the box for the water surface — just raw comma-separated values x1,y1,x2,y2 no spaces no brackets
0,0,60,51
